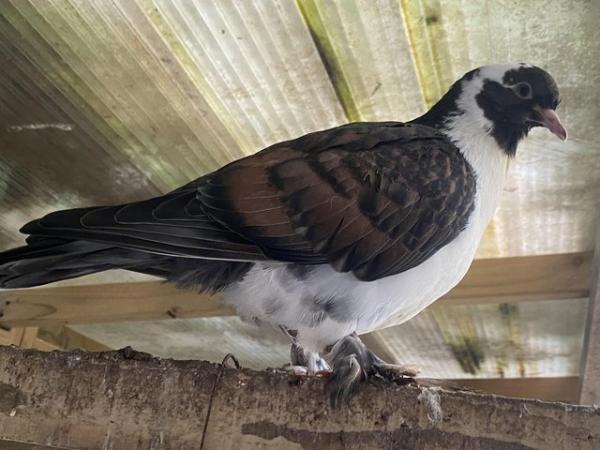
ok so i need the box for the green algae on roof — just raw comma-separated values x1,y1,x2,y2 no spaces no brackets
296,0,361,122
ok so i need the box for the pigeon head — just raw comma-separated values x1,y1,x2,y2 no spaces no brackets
414,64,567,157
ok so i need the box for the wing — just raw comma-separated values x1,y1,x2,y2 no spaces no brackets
21,122,476,281
20,187,268,262
199,122,476,281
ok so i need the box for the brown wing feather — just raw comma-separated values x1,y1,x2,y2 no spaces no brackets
20,122,475,279
199,122,476,280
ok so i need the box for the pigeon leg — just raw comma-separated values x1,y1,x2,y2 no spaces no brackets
325,333,417,407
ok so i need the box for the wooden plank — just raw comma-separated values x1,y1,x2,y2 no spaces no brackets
442,252,591,306
448,376,579,403
7,327,26,346
6,327,38,348
0,327,59,351
37,325,111,352
19,327,39,348
27,336,60,352
0,282,234,327
0,253,591,327
579,227,600,404
0,326,106,352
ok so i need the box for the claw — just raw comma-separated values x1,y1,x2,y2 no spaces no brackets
374,363,420,381
324,334,418,408
326,354,365,408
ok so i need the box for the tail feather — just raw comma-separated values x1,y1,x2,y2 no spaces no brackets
0,238,164,288
0,237,254,291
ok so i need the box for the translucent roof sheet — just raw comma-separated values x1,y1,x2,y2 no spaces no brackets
0,0,597,257
1,0,598,378
379,298,588,379
74,297,587,378
73,316,291,370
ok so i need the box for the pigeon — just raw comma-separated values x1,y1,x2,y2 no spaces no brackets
0,63,566,403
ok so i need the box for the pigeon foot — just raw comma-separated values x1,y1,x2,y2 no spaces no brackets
325,333,417,408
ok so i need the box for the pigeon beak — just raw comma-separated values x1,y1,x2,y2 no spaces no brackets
531,106,568,141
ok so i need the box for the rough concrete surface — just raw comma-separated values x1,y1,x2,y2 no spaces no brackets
0,345,598,450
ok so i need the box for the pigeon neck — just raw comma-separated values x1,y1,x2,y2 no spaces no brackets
411,74,526,157
410,82,462,131
412,77,510,224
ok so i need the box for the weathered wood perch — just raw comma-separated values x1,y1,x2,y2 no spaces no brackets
0,346,598,450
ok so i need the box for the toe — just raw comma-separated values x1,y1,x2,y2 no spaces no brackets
374,363,420,381
287,365,308,376
326,354,365,408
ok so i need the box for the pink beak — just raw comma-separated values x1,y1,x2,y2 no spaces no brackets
533,106,568,141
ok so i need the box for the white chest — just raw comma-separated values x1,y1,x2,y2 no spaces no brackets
223,134,509,351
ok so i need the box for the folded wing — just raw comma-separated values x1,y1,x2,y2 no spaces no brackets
20,122,476,281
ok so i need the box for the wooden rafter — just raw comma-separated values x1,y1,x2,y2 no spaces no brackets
452,376,579,403
0,327,57,351
0,252,591,327
0,324,110,352
442,251,591,306
7,326,39,347
37,325,111,352
0,282,232,327
579,226,600,404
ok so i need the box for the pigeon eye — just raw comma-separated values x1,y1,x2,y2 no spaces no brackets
514,82,533,99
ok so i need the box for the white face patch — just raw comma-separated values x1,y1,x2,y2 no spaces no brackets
441,65,513,233
444,63,530,141
478,63,530,86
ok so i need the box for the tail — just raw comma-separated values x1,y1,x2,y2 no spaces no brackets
0,237,169,288
0,185,262,289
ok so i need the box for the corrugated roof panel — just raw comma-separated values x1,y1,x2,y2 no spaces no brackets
0,0,345,247
1,0,598,378
298,0,425,121
378,298,587,379
72,316,291,370
74,298,587,379
401,0,600,257
482,136,600,258
398,0,454,108
4,0,193,189
149,0,345,148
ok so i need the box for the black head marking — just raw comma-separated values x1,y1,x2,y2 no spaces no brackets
502,66,560,109
412,65,562,157
476,65,561,156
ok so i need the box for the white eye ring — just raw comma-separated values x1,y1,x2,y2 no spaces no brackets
512,82,533,99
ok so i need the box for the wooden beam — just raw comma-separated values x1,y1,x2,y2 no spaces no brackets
442,252,591,306
37,325,111,352
0,253,591,327
16,327,38,348
0,282,233,327
0,327,58,351
448,376,579,403
6,326,39,348
579,226,600,404
7,327,26,346
0,325,108,352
